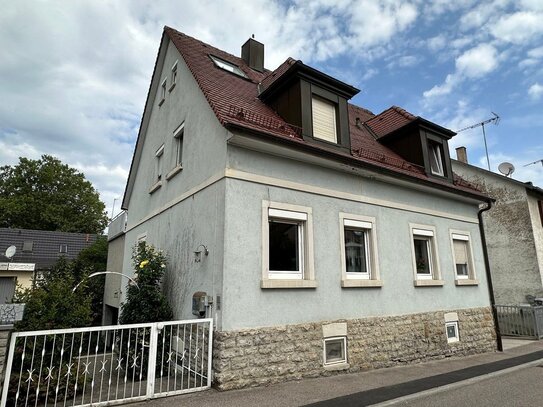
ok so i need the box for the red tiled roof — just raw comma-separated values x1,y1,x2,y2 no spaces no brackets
365,106,417,138
164,26,484,199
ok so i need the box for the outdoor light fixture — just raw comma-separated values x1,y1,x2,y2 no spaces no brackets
194,244,209,262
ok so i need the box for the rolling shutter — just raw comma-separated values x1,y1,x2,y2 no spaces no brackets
312,97,337,143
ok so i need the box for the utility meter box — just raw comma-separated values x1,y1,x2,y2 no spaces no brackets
192,291,207,317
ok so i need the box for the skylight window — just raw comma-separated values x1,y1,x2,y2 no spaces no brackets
209,55,247,78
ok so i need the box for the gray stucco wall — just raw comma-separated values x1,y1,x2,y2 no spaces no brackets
117,38,229,327
104,235,125,309
221,146,491,331
452,160,543,304
527,193,543,286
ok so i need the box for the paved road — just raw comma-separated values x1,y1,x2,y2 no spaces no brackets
389,364,543,407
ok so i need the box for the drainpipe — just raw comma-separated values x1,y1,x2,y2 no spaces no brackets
478,199,503,351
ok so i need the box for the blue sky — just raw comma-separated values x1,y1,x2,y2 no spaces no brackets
1,0,542,216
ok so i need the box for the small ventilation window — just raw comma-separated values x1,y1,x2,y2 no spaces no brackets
209,55,247,78
59,244,68,254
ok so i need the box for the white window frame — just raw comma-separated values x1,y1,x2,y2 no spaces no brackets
339,213,382,287
312,96,338,143
169,60,178,91
445,321,460,343
450,230,478,285
159,78,167,105
261,201,316,288
429,141,444,176
323,336,347,366
410,224,443,286
155,144,164,182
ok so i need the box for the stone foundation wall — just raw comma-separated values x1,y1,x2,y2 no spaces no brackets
213,307,496,390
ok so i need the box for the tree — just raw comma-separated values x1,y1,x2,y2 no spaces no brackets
120,242,173,324
0,155,108,233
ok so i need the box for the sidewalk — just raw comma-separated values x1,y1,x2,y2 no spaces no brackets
128,339,543,407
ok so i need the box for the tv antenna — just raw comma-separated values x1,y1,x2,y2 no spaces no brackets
456,112,500,171
498,162,515,177
524,159,543,168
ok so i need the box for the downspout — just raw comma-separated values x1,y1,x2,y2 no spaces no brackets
478,199,503,351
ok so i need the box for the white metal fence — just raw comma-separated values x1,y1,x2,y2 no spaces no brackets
1,318,213,406
495,305,543,339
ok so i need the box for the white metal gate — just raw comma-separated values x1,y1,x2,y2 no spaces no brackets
1,318,213,406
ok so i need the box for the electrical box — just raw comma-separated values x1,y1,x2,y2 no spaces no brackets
192,291,207,317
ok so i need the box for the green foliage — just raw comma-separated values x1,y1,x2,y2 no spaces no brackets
0,154,108,233
15,258,93,331
120,242,173,324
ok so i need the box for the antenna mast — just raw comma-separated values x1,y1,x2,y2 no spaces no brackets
456,112,500,171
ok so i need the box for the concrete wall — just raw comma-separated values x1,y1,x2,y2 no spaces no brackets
452,160,543,304
527,193,543,286
103,235,125,309
221,146,491,331
118,38,228,326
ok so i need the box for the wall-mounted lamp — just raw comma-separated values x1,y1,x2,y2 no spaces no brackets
194,244,209,262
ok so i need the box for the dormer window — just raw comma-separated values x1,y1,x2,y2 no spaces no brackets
312,96,337,143
428,140,445,176
209,55,247,78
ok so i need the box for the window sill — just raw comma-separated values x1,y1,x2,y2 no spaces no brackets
341,279,383,288
168,83,176,92
166,165,183,180
413,279,444,287
158,98,165,107
455,279,479,286
148,181,162,194
261,279,317,289
323,362,349,371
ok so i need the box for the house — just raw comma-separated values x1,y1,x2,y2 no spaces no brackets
0,228,99,303
452,148,543,305
110,26,498,390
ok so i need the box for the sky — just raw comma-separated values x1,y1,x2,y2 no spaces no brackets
1,0,542,219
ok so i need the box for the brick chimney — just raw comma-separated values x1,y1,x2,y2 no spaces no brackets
456,146,468,163
241,37,264,72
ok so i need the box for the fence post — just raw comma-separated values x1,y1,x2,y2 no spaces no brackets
146,323,159,398
207,320,213,388
0,332,17,406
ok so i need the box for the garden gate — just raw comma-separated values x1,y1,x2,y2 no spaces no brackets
1,318,213,406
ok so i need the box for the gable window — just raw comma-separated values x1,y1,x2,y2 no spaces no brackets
312,96,337,143
339,214,382,287
167,122,185,180
155,145,164,182
159,78,167,106
261,201,316,288
169,61,178,91
450,231,478,285
209,55,248,78
410,225,443,286
428,140,445,176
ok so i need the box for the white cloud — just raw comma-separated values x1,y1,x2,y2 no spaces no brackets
455,43,498,78
528,83,543,100
423,74,459,98
427,34,447,52
490,11,543,44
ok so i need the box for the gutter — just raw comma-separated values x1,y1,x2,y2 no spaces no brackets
478,199,503,352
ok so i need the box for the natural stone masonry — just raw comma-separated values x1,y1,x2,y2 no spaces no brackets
213,307,496,390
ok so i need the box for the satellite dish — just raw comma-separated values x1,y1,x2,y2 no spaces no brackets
498,162,515,177
5,245,16,260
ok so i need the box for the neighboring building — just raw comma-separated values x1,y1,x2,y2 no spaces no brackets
111,26,497,390
102,211,127,326
0,228,98,302
452,148,543,305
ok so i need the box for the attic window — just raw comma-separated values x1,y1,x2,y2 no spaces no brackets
209,55,247,78
312,96,337,143
23,240,33,252
428,140,445,176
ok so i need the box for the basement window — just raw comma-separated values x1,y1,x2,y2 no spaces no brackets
446,321,460,343
209,55,248,78
323,337,347,366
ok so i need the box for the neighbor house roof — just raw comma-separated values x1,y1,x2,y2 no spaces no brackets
122,26,488,208
0,228,99,270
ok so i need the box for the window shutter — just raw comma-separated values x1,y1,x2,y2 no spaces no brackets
453,240,468,264
312,97,337,143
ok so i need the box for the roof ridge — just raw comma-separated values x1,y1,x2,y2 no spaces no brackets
391,105,418,120
349,103,375,117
